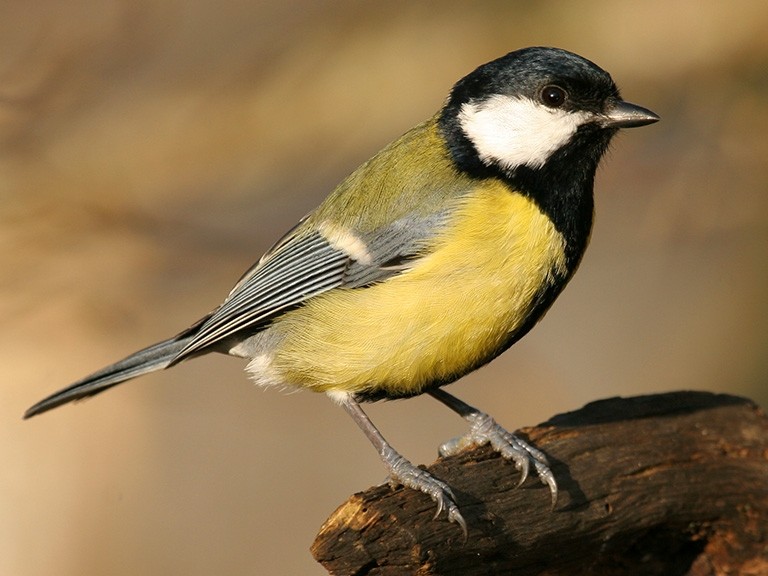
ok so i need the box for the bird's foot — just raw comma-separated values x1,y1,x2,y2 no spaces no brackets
338,394,468,536
385,449,468,538
438,411,557,507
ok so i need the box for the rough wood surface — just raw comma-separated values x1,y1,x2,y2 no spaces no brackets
311,391,767,575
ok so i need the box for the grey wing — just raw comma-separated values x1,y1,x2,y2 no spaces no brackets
171,211,446,363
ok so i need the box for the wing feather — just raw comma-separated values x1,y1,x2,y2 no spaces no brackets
173,231,349,360
171,209,450,363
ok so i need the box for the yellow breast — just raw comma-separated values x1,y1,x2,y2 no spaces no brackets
271,182,567,396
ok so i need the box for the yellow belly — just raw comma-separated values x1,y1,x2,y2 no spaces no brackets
270,182,567,396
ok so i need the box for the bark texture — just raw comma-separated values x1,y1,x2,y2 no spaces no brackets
312,392,768,576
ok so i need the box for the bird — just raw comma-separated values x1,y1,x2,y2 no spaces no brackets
25,46,659,534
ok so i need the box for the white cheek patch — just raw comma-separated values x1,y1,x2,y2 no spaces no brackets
459,95,592,171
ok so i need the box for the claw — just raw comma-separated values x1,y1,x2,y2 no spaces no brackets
432,499,443,520
339,396,469,534
513,449,530,486
447,505,468,542
533,458,558,508
440,409,558,505
386,453,467,535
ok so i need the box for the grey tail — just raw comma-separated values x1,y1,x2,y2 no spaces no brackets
24,334,195,419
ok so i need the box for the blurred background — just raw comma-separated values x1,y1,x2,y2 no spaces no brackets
2,0,766,574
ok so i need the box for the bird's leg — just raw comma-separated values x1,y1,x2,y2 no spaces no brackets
429,388,557,507
338,393,468,536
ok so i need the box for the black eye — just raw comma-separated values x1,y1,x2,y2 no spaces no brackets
540,85,567,108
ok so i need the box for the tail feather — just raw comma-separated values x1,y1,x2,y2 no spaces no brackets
24,334,195,419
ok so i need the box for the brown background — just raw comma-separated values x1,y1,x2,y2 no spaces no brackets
2,1,767,574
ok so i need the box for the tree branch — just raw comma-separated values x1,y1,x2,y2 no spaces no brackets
311,391,768,575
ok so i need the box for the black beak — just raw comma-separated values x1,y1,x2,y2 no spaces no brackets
600,100,660,128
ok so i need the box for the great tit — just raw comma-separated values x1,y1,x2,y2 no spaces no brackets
25,46,658,533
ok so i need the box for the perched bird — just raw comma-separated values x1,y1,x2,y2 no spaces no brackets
25,47,658,533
